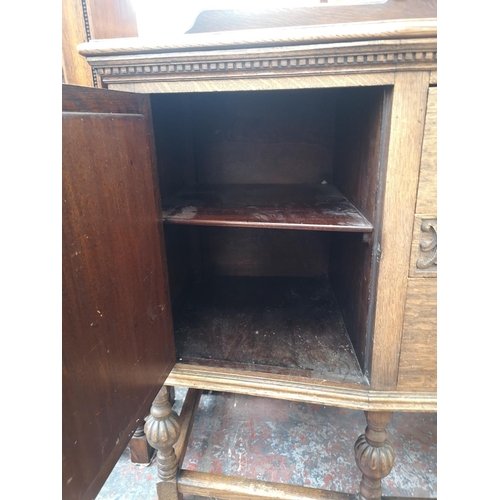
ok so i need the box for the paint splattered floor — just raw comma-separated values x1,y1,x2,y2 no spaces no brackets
97,388,437,499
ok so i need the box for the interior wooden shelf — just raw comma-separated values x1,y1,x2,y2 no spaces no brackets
173,276,365,384
162,184,373,232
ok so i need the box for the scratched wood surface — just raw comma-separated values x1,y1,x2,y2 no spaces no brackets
62,86,175,500
173,276,364,384
162,184,372,232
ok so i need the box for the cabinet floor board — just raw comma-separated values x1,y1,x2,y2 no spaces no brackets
174,276,364,384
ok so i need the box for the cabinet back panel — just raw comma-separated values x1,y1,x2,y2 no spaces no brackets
191,90,336,185
201,227,329,277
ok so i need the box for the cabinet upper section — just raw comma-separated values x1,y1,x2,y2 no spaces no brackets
77,16,436,92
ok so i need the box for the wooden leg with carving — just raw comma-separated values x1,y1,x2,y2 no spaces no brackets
145,386,181,500
354,411,395,500
131,386,175,464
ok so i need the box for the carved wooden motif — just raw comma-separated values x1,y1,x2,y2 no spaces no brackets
82,39,436,89
409,216,437,276
416,219,437,270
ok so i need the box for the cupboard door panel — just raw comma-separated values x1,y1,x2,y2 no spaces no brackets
62,85,175,500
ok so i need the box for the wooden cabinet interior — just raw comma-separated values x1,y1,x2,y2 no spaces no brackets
149,86,388,383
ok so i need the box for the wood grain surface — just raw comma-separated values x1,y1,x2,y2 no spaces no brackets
77,19,437,56
188,0,437,33
397,278,437,391
166,364,436,412
162,184,372,232
62,86,175,500
83,36,436,93
329,86,388,370
369,72,430,390
62,0,94,86
178,470,351,500
62,83,145,113
199,227,330,278
173,388,202,468
108,73,396,94
173,276,364,384
85,0,137,40
416,87,437,214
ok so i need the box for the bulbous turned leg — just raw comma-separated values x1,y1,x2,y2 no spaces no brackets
145,386,181,499
131,387,175,465
354,411,395,500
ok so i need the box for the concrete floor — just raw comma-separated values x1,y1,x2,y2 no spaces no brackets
96,388,437,500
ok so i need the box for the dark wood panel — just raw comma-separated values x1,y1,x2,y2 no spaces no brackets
85,0,138,39
173,276,364,384
329,86,389,371
151,93,197,198
62,0,94,86
187,0,436,33
192,90,336,185
62,88,175,500
200,227,330,278
62,84,146,114
163,184,372,232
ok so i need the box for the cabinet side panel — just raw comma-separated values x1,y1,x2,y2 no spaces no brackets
329,87,386,368
370,72,430,390
397,278,437,390
62,112,175,500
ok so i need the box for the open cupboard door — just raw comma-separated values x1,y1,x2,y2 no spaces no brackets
62,85,176,500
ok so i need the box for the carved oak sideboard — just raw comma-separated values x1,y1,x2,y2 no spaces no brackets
62,7,437,500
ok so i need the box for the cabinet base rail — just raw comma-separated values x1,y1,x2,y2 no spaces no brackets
177,470,435,500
